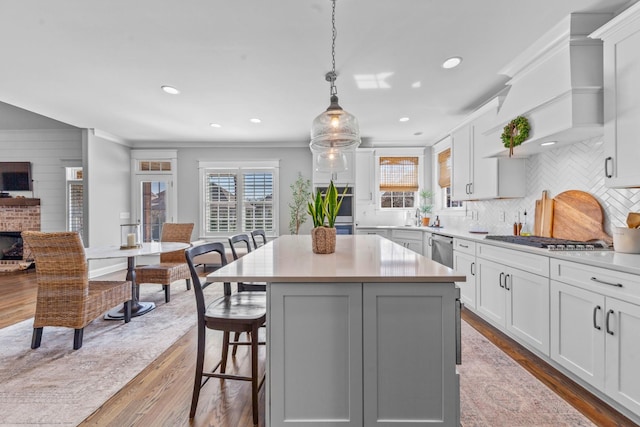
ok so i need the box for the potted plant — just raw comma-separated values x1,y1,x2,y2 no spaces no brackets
419,189,434,226
288,172,311,235
307,181,347,254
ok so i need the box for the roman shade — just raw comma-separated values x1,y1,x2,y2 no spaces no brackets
379,156,419,192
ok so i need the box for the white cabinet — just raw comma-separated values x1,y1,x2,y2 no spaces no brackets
269,281,460,426
451,101,526,201
312,150,355,185
390,229,423,255
453,238,476,309
476,244,550,355
423,231,433,260
550,259,640,415
356,227,389,239
591,2,640,188
355,149,374,204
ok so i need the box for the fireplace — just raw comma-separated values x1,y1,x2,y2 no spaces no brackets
0,232,23,260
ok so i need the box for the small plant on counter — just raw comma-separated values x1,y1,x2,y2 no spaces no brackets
419,189,434,225
288,172,311,235
307,181,348,254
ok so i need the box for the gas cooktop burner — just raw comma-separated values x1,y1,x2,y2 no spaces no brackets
484,235,610,250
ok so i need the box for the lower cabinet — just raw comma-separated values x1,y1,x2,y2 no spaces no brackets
476,257,550,355
550,259,640,416
268,281,459,426
453,238,476,309
390,229,424,255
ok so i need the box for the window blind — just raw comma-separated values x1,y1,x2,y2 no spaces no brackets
379,156,419,192
438,148,451,188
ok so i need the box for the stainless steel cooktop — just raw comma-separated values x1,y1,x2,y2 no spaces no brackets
484,235,610,251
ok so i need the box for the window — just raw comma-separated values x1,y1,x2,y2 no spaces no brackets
66,167,83,234
200,162,278,236
437,148,463,209
379,156,418,209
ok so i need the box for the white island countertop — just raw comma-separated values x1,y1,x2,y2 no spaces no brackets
206,234,465,283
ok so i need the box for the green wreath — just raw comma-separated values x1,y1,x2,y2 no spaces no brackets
501,116,530,157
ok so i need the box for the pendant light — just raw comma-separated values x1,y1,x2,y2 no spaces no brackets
310,0,360,173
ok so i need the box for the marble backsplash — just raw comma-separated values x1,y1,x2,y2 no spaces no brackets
442,138,640,236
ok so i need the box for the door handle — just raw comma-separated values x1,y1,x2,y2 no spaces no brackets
593,305,602,330
606,309,615,336
499,272,505,288
605,156,613,179
504,274,511,291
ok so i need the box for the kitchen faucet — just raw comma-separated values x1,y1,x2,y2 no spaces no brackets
415,208,421,226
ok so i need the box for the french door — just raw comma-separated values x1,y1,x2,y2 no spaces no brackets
133,175,176,242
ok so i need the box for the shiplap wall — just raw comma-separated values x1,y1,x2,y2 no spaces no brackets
0,129,83,232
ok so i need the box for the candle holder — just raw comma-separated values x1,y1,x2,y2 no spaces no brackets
120,223,142,249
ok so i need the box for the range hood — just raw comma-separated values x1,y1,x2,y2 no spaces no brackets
484,13,613,158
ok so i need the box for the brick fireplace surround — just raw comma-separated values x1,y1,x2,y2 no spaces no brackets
0,198,41,268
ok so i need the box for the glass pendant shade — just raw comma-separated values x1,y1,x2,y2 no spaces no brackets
310,95,361,151
312,148,348,172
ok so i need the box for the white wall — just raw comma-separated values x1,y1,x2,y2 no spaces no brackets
0,129,83,231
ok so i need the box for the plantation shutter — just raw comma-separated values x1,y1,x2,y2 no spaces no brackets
379,156,419,192
438,148,451,188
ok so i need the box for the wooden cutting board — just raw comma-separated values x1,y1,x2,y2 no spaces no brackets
552,190,612,244
534,191,554,237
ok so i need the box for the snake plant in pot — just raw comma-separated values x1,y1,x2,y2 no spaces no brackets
307,181,347,254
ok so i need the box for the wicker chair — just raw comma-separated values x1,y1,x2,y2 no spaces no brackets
135,223,194,303
22,231,131,350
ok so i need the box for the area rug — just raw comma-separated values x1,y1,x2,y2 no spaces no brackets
459,321,594,426
0,281,223,427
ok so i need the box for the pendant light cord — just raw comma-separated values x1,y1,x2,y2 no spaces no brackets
329,0,337,97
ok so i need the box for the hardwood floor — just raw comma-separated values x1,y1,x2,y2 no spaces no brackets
1,269,636,426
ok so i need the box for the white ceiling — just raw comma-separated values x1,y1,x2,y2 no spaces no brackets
0,0,634,148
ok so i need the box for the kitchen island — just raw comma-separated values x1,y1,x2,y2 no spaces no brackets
207,234,465,427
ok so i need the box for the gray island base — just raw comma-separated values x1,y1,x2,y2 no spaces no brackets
207,235,465,426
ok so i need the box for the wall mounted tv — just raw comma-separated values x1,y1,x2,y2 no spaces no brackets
0,162,33,191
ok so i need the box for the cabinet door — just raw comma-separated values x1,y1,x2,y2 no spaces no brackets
550,280,605,389
476,258,506,327
363,282,458,426
269,282,363,426
423,232,432,260
355,150,374,203
601,19,640,187
451,125,471,201
605,297,640,414
454,251,476,309
505,268,550,355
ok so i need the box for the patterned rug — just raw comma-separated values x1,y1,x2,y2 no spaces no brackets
459,321,594,426
0,285,594,426
0,281,223,427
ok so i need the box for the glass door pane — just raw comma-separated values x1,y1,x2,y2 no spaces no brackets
135,177,171,242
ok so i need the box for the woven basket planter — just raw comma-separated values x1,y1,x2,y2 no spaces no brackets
311,227,336,254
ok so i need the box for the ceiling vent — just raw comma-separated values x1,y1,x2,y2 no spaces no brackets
484,13,613,157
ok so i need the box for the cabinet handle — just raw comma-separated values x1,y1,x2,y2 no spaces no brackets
468,182,473,195
605,156,613,179
606,309,615,336
593,305,602,330
504,274,511,291
428,236,433,247
459,244,469,249
470,262,475,276
499,272,505,288
590,277,623,288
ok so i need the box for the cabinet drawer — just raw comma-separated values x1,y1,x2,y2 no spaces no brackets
357,228,389,238
453,238,475,255
477,243,549,277
391,229,423,242
551,259,640,305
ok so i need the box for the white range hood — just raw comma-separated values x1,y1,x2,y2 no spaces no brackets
484,13,613,157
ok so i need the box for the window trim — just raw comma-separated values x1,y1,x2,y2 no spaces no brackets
198,160,279,238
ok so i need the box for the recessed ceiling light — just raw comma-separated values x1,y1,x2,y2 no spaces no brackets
161,85,180,95
541,141,556,146
399,117,410,122
442,57,462,69
411,81,421,88
209,123,221,128
250,118,261,124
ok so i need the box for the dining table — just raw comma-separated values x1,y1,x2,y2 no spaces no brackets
85,241,190,319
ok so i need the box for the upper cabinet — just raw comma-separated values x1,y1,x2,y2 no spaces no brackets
591,2,640,188
355,149,374,204
451,99,526,201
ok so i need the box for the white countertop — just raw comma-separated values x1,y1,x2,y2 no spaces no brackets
206,234,465,283
357,225,640,276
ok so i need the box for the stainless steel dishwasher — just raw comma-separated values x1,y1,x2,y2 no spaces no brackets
431,233,454,268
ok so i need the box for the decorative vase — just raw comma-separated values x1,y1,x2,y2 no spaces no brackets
311,226,336,254
422,217,430,226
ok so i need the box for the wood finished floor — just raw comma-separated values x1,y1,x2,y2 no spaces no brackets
0,268,636,426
